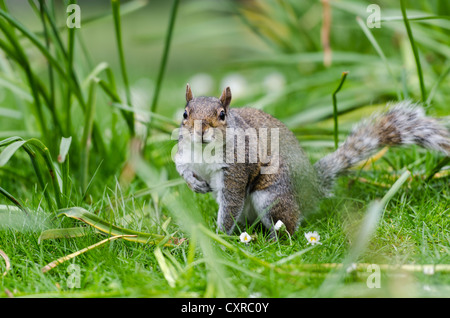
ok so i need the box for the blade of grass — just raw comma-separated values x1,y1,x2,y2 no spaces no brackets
37,0,57,136
81,159,103,202
66,0,76,136
0,17,49,140
154,247,178,288
425,157,450,182
356,16,402,100
0,8,66,83
0,75,33,102
0,249,10,277
58,207,185,246
58,136,72,206
380,15,450,22
111,0,135,136
58,136,72,164
321,0,332,67
34,0,149,35
0,140,27,166
112,102,178,126
0,137,61,210
38,227,88,244
400,0,427,102
0,186,29,215
96,74,136,134
146,0,180,138
332,71,348,149
27,138,62,209
41,234,136,273
80,79,98,193
426,61,450,106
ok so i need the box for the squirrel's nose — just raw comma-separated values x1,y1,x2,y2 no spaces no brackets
194,120,210,133
201,122,210,133
193,120,212,143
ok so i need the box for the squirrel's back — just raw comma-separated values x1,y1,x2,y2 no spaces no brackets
230,107,314,173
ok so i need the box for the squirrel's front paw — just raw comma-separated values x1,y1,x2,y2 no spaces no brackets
185,173,212,194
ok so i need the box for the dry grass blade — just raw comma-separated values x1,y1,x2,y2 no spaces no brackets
321,0,332,67
41,234,136,273
353,147,389,170
0,249,11,277
284,263,450,275
59,207,186,246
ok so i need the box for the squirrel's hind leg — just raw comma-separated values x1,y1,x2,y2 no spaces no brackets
251,187,300,239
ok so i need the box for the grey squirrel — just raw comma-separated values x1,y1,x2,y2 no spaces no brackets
175,84,450,238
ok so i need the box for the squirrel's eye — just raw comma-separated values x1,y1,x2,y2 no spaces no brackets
183,110,188,119
219,110,226,121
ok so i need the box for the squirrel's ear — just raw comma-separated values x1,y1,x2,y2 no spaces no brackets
186,83,194,102
219,86,232,109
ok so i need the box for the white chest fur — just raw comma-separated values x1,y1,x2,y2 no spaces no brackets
176,138,227,193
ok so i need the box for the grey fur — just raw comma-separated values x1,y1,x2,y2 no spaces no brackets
315,101,450,195
175,87,450,237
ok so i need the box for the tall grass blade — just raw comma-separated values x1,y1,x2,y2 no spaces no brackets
80,80,98,193
147,0,180,137
41,234,136,273
111,0,135,136
332,71,348,149
426,61,450,106
400,0,427,102
58,207,185,246
356,16,402,100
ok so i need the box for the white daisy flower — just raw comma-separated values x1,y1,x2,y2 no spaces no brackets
274,220,286,231
305,231,322,245
423,265,435,275
346,263,357,273
240,232,252,244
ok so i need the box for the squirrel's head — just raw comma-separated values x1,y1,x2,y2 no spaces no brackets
181,84,231,144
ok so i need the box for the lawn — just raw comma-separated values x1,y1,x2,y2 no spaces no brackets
0,0,449,299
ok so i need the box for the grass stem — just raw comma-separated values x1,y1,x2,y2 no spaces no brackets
400,0,427,102
332,71,348,149
146,0,180,138
111,0,135,136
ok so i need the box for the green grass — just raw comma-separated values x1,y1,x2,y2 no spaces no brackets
0,0,449,298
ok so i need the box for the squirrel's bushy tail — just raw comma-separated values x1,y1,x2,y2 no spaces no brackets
314,100,450,196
